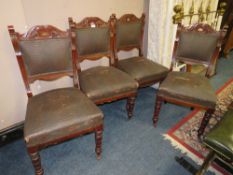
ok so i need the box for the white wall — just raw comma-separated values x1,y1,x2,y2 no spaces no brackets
0,0,144,130
0,0,28,131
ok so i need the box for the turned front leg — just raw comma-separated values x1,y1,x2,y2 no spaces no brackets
95,127,103,160
126,96,136,119
28,150,44,175
153,96,163,127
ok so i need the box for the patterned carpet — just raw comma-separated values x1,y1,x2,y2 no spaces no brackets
164,78,233,175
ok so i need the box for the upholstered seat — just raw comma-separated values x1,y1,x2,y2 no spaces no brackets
79,66,138,102
203,110,233,161
118,56,169,85
69,17,138,119
24,88,103,147
158,72,217,108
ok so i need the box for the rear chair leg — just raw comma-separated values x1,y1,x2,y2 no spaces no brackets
153,96,163,127
28,150,44,175
95,127,103,160
198,109,214,138
126,96,136,119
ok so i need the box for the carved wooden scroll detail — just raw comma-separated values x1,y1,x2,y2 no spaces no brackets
20,25,68,40
117,13,145,24
70,17,108,29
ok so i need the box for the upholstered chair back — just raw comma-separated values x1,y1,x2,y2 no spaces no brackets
8,25,78,97
69,17,113,65
176,31,219,63
75,26,110,56
172,23,223,77
113,14,145,54
116,21,141,49
19,37,72,76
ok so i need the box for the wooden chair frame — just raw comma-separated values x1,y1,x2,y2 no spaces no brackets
153,23,224,138
110,13,166,87
69,17,137,119
8,25,103,175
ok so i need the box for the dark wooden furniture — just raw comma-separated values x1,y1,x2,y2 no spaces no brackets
69,17,138,119
8,25,104,175
196,106,233,175
153,23,223,138
219,0,233,57
110,13,169,118
223,27,233,57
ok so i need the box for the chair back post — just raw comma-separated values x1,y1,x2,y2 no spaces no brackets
207,28,225,77
69,28,80,89
170,23,182,71
8,25,77,95
8,25,33,97
139,13,145,57
109,14,118,66
69,17,82,75
68,17,114,67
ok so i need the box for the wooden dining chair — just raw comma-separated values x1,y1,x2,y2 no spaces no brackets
110,13,169,119
69,17,138,119
8,25,104,175
153,23,223,138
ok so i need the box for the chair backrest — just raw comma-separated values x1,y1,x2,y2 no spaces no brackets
69,17,114,67
8,25,79,97
111,14,145,58
171,23,223,77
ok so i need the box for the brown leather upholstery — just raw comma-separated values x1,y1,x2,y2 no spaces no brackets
176,32,219,63
79,66,138,101
118,56,169,84
24,88,103,147
74,27,110,56
158,72,216,108
19,38,72,76
116,22,141,48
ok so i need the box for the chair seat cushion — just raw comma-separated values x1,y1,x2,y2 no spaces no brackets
24,88,103,147
204,110,233,161
158,72,216,108
79,66,138,101
117,56,169,85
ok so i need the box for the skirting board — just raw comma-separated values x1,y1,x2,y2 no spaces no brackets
0,121,24,147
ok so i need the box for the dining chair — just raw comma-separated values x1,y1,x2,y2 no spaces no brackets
110,13,169,119
69,17,138,119
8,25,104,175
153,23,223,138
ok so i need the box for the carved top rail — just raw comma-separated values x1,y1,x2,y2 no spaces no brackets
9,25,69,40
69,17,109,29
115,13,145,24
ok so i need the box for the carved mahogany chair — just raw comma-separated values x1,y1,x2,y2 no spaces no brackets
110,13,169,118
153,23,223,138
8,25,104,175
69,17,138,119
